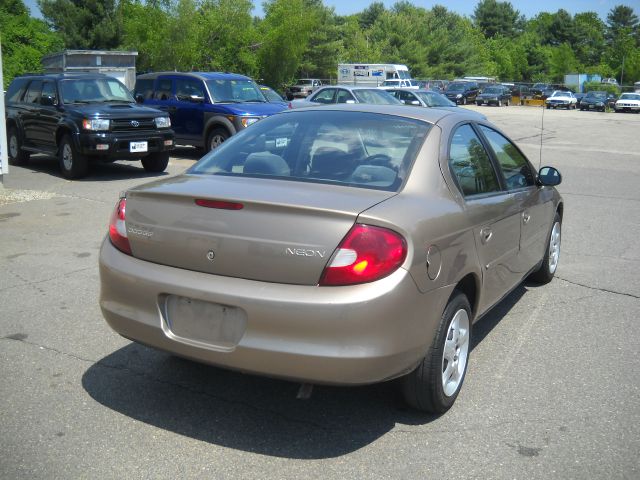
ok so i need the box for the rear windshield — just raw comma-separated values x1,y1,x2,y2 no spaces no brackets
60,78,133,103
416,91,455,107
190,110,431,191
352,89,401,105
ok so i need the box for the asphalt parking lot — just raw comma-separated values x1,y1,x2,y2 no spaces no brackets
1,106,639,479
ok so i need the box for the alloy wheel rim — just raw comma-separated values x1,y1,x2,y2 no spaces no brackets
62,144,73,171
548,221,561,274
210,135,225,149
441,308,470,397
9,134,18,158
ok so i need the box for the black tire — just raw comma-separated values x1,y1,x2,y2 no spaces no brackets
402,291,472,413
7,126,30,165
141,151,169,172
529,212,561,284
476,102,482,106
206,128,230,152
59,134,89,179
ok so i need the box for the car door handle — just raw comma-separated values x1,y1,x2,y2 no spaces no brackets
523,212,531,224
480,227,493,244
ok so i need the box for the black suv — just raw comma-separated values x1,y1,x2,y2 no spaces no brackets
4,73,175,179
444,82,480,105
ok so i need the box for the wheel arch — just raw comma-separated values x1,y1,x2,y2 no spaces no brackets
452,273,480,319
203,116,236,143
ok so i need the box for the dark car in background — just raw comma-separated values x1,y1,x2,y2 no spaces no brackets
475,85,512,106
444,82,479,105
5,73,174,179
579,91,611,111
135,72,287,152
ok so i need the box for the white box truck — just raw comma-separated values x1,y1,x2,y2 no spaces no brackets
337,64,415,87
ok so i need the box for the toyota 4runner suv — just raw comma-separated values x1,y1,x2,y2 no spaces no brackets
4,73,175,179
134,72,287,152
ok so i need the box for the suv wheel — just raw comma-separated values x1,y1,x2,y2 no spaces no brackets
59,135,89,179
7,126,30,165
206,128,229,152
141,152,169,172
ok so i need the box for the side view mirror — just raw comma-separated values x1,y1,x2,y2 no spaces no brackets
410,100,420,106
189,95,205,103
41,95,56,106
135,94,144,103
345,99,356,104
537,166,562,186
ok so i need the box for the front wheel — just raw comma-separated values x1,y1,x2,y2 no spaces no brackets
462,97,467,105
142,152,169,172
7,126,30,165
402,291,472,413
530,213,561,284
498,99,502,107
206,128,229,152
59,135,89,179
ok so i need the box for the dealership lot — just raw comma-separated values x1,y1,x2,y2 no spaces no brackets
1,106,639,479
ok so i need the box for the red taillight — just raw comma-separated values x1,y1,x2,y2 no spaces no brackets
319,224,407,286
195,199,244,210
108,197,132,255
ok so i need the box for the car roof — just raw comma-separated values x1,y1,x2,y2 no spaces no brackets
137,71,251,81
15,72,111,81
328,85,392,91
286,102,477,124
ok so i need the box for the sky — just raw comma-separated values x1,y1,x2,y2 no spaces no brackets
23,0,638,21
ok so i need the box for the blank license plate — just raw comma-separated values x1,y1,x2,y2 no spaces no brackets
163,295,247,349
130,141,148,153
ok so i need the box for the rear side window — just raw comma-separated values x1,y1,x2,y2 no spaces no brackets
449,124,500,197
478,126,535,190
190,111,431,192
6,78,30,102
311,89,336,104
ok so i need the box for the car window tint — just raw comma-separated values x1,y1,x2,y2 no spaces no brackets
191,111,430,192
478,126,535,190
41,81,57,104
336,89,355,104
6,78,30,102
155,78,173,100
312,89,336,104
176,78,205,101
24,80,42,103
135,79,154,99
449,124,500,197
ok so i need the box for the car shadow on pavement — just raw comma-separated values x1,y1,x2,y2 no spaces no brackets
81,284,527,459
18,154,172,182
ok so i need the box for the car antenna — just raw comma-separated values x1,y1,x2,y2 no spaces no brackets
539,102,545,169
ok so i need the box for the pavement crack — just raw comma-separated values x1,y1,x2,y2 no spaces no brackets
0,266,96,293
555,276,640,300
0,335,329,432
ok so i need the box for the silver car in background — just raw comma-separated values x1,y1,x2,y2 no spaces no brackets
288,85,401,108
99,105,563,413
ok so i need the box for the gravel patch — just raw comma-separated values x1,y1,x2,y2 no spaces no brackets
0,188,59,206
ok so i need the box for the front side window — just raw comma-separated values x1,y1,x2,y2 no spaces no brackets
176,78,206,101
190,111,431,192
311,88,336,104
206,79,265,103
479,126,535,190
336,89,355,104
24,80,42,103
41,81,57,104
155,78,173,100
449,124,500,197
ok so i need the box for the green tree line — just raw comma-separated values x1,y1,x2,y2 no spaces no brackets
2,0,639,89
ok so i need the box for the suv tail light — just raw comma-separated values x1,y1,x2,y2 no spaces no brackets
108,197,132,255
319,224,407,286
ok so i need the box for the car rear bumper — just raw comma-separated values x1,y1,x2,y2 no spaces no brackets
99,239,449,385
77,130,175,159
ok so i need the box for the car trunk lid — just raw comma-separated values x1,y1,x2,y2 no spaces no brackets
124,175,396,285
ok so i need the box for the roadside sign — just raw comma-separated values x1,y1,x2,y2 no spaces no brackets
0,40,8,179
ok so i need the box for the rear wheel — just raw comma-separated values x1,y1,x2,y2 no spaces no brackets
206,128,229,152
141,152,169,172
498,99,502,107
59,135,89,179
7,126,30,165
530,213,561,284
402,291,472,413
462,97,467,105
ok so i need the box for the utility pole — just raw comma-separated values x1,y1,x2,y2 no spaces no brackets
0,40,9,189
